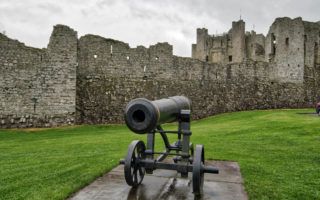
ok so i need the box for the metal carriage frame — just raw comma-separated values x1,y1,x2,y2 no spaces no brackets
120,109,219,196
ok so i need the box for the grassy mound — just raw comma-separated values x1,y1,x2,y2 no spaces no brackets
0,109,319,199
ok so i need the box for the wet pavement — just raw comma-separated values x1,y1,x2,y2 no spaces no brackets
69,161,247,200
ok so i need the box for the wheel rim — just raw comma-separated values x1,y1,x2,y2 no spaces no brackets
192,144,204,196
124,140,146,187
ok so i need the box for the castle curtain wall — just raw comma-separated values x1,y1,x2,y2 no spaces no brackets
1,17,320,128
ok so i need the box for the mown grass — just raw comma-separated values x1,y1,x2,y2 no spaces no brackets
0,109,319,199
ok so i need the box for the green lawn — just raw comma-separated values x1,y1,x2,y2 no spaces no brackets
0,109,319,200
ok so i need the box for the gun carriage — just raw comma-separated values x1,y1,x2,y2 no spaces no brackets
120,96,218,196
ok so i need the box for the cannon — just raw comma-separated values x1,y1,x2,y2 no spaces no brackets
120,96,219,196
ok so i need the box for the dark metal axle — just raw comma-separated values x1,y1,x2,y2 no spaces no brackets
119,159,219,174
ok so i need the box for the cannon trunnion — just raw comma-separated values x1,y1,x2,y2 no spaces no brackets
120,96,219,197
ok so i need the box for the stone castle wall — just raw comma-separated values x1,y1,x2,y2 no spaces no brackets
76,34,319,124
0,25,77,128
1,18,320,128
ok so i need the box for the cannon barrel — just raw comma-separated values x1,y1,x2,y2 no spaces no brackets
124,96,191,134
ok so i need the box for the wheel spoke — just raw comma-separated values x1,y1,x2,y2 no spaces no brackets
138,167,144,176
134,167,138,184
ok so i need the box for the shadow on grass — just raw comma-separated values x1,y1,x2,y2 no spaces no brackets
296,112,318,115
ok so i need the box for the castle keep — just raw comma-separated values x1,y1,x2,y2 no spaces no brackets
192,17,320,82
1,17,320,128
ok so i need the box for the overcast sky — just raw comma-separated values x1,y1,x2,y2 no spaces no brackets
0,0,319,57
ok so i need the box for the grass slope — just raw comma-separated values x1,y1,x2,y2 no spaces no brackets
0,109,319,199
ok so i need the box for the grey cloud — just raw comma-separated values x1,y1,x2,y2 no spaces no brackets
37,2,63,14
81,9,88,17
0,22,4,30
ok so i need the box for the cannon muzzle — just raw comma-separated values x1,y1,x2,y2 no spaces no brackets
124,96,191,134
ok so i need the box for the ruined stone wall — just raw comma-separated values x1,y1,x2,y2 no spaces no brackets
1,19,320,128
254,34,266,61
265,17,305,83
303,21,320,68
0,25,77,128
76,34,315,124
192,20,261,64
208,35,229,63
246,32,265,62
193,17,320,85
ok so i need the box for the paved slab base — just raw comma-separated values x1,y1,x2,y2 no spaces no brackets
69,161,247,200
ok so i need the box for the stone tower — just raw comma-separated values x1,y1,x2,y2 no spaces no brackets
191,20,250,63
265,17,320,82
231,20,246,63
194,28,208,61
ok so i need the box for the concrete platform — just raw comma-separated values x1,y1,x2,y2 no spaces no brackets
69,161,248,200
